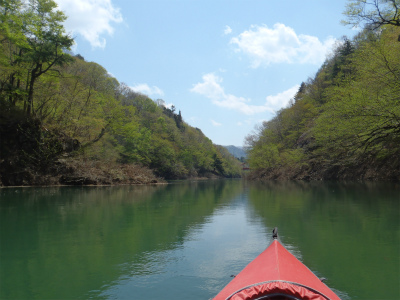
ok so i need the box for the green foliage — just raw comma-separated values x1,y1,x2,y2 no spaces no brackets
248,142,280,169
10,0,246,181
0,0,74,115
246,25,400,178
215,145,242,177
314,26,400,160
0,0,242,180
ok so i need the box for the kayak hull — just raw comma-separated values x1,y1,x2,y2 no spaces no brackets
213,239,341,300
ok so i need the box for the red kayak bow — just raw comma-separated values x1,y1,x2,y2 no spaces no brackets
213,228,341,300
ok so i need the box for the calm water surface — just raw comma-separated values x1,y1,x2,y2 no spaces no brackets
0,180,399,300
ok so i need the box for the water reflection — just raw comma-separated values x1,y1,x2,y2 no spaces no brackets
97,185,267,300
1,180,246,299
247,181,400,300
1,180,399,300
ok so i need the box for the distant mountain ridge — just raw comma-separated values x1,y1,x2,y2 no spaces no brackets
224,145,246,159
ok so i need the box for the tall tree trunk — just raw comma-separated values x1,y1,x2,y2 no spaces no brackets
8,74,15,104
26,65,40,116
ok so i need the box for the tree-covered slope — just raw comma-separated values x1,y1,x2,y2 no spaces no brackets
246,25,400,181
0,0,241,186
224,145,247,160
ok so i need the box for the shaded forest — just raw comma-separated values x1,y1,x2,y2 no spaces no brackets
246,18,400,181
0,0,241,186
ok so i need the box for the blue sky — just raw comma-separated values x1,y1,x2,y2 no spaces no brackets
54,0,356,146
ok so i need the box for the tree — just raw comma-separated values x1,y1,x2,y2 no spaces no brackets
247,142,280,169
0,0,29,106
343,0,400,29
212,152,224,174
330,37,355,82
0,0,74,115
313,26,400,160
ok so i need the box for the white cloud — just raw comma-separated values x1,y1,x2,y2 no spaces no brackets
224,25,232,35
190,73,299,115
191,73,299,115
230,23,336,67
211,120,222,127
130,84,164,96
55,0,123,48
265,85,300,110
191,73,265,115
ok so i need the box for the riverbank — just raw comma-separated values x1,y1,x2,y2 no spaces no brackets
0,113,234,187
0,156,165,187
0,154,229,187
247,156,400,182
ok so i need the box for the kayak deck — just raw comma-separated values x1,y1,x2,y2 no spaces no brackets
213,231,341,300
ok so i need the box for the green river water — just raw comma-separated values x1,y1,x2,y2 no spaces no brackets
0,180,399,300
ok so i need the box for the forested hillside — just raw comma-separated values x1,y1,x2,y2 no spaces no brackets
0,0,241,186
246,18,400,181
224,145,246,160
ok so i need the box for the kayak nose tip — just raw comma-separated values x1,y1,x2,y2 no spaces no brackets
272,227,278,239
